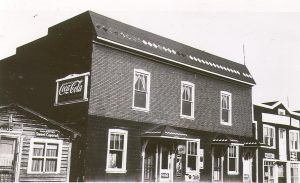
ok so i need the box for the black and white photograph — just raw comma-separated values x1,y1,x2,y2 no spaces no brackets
0,0,300,182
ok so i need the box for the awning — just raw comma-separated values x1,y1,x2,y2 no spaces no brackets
141,125,197,141
241,136,266,148
212,134,265,147
211,134,242,146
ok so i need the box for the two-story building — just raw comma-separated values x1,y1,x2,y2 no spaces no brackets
253,101,300,183
0,11,257,182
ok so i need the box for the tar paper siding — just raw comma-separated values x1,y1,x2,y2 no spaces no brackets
88,43,253,137
0,108,72,182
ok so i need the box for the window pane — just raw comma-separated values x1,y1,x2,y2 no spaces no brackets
45,159,57,172
187,155,196,171
31,158,44,172
222,109,229,122
120,135,124,150
134,91,146,108
182,101,192,116
46,144,58,157
110,134,115,149
0,140,14,154
229,158,236,171
33,143,45,156
108,150,123,168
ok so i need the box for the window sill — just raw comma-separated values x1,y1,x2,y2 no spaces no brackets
220,121,232,126
27,171,60,174
290,149,300,152
132,107,149,112
105,169,127,174
262,146,276,149
180,115,194,120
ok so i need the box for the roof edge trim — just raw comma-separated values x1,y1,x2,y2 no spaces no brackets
254,101,300,117
95,36,255,86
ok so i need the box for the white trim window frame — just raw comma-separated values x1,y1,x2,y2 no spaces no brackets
227,145,239,175
289,130,300,151
106,129,128,173
180,81,195,120
27,138,63,174
220,91,232,126
186,139,200,173
263,124,276,149
132,69,150,112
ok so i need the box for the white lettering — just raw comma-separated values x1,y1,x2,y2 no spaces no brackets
58,80,83,96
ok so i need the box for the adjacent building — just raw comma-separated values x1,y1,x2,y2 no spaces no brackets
253,101,300,183
0,104,80,182
0,11,257,182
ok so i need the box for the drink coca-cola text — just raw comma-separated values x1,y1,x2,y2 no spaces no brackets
58,79,83,96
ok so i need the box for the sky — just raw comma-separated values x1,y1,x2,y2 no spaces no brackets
1,0,300,110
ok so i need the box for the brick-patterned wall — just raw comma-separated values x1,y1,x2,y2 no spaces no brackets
88,43,253,137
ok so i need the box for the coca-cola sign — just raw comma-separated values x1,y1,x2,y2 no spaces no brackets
55,72,89,105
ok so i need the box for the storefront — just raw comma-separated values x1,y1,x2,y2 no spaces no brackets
141,126,202,182
0,104,80,182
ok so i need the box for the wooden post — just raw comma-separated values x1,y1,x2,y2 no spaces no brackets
141,139,149,183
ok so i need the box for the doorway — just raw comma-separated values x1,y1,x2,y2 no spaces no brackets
213,147,223,182
279,128,287,160
0,137,17,182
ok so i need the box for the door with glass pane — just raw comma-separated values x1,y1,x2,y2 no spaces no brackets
279,128,287,160
160,145,171,182
0,137,16,182
144,143,156,182
243,156,252,183
213,148,222,182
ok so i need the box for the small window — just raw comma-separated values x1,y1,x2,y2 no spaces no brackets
263,125,276,148
278,109,286,115
228,145,239,174
106,129,128,173
186,140,199,172
221,91,232,125
28,138,62,174
132,69,150,111
181,81,195,119
290,130,300,151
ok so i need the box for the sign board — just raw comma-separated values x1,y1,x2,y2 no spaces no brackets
35,129,60,138
55,72,89,105
265,153,275,159
177,145,186,154
0,122,22,132
161,173,169,178
290,151,297,161
199,149,204,169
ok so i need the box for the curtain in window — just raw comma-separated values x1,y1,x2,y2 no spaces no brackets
134,73,148,108
108,133,124,169
221,94,230,122
187,141,197,171
45,159,57,172
182,85,192,116
31,158,43,172
291,164,299,183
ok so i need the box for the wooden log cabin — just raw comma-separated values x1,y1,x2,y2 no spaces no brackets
0,104,80,182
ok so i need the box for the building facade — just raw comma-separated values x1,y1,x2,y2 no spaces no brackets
0,11,257,182
0,104,80,182
253,101,300,183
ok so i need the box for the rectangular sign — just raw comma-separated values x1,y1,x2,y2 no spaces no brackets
55,72,89,105
290,151,298,161
35,129,60,138
161,173,169,178
265,153,275,159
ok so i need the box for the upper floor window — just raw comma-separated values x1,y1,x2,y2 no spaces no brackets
181,81,195,119
221,91,232,125
278,109,286,115
133,69,150,112
186,140,199,172
228,145,239,174
28,138,62,174
290,130,300,151
263,125,275,148
106,129,128,173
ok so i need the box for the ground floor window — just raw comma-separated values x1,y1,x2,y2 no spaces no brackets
228,145,239,174
291,163,299,183
106,129,128,173
186,140,199,172
264,161,275,183
28,138,62,173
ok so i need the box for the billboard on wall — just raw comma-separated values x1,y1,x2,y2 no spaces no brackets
55,72,90,105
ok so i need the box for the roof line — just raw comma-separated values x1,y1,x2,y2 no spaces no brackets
254,101,300,117
95,36,255,86
0,103,81,136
